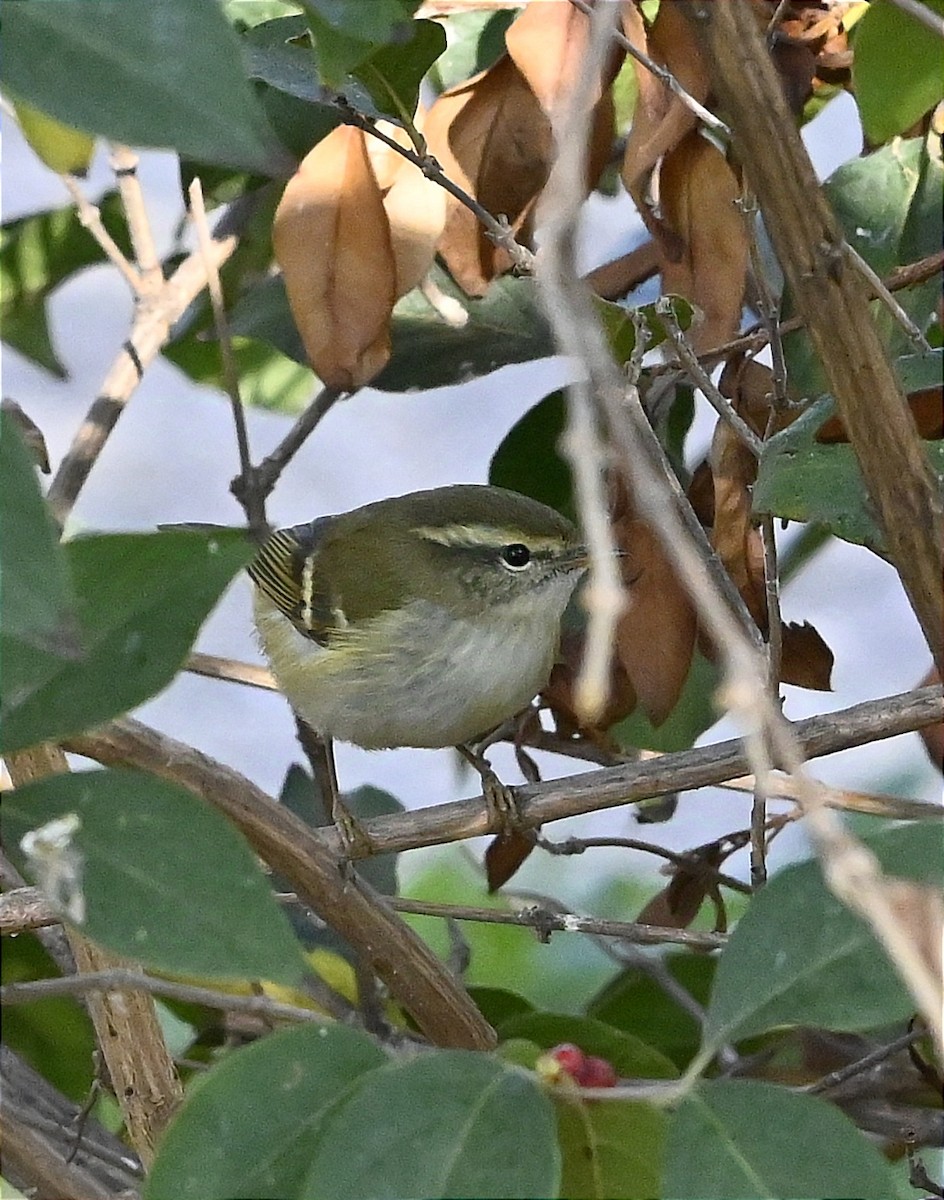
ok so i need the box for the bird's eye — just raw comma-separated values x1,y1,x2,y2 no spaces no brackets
500,543,532,570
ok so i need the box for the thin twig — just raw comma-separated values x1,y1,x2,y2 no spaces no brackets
538,0,626,723
657,298,765,457
109,144,162,295
806,1026,927,1095
62,685,944,864
843,241,934,354
188,177,267,541
237,384,343,504
743,191,789,409
59,173,141,293
186,651,276,690
568,0,730,137
0,968,329,1024
387,896,727,949
336,99,535,274
886,0,944,37
46,198,252,525
536,833,752,894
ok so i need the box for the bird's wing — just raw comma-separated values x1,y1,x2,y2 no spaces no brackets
247,518,336,646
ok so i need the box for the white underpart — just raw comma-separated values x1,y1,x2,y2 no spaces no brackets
253,576,580,748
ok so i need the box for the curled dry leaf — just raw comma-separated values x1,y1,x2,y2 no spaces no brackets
659,130,749,353
424,49,614,296
365,119,414,193
705,357,834,689
484,829,537,893
636,844,728,933
620,0,709,197
383,160,448,298
543,626,639,742
272,126,396,390
614,515,697,727
505,0,623,117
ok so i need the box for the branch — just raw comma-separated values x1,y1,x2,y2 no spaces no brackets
63,686,943,861
59,720,494,1051
5,745,182,1167
45,196,254,526
681,0,944,674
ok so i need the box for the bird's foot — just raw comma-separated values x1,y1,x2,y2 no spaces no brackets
331,794,375,865
458,744,521,836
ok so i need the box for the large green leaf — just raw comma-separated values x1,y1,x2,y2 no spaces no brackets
429,9,516,92
701,823,944,1052
0,407,79,664
303,0,420,90
229,266,559,392
4,769,306,985
0,529,252,753
3,0,290,176
853,0,944,145
1,193,131,377
753,398,944,552
587,953,718,1069
300,1052,560,1199
354,19,446,121
557,1095,665,1200
146,1025,387,1200
783,136,943,397
663,1079,900,1199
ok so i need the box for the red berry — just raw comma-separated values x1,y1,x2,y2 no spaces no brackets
548,1043,587,1078
576,1055,618,1088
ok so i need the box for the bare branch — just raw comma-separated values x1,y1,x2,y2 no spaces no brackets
59,172,141,293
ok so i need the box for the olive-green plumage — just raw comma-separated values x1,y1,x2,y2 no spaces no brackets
249,484,587,749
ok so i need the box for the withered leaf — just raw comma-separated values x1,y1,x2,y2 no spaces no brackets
383,159,448,298
621,0,709,196
506,0,622,117
780,621,834,690
272,126,396,390
659,130,749,353
636,846,727,932
615,516,697,727
485,829,537,894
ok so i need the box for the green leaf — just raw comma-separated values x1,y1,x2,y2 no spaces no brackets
304,0,418,89
146,1025,386,1200
557,1095,665,1200
0,407,79,663
13,101,96,175
229,265,559,392
1,193,132,377
784,136,943,397
0,529,252,753
4,769,306,985
165,333,317,415
490,390,575,521
3,0,290,176
853,0,944,145
430,9,516,92
498,1012,678,1081
753,399,944,552
664,1079,899,1199
587,953,717,1069
354,19,446,121
701,823,944,1052
470,986,535,1028
300,1051,560,1199
611,650,721,754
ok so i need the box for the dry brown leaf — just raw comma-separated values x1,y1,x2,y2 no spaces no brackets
542,627,639,740
620,0,709,196
505,0,623,117
636,845,727,932
709,419,768,627
780,621,834,690
424,56,551,294
425,48,614,295
383,160,448,298
614,516,697,727
659,131,749,353
485,829,537,893
365,119,413,193
817,385,944,442
583,240,660,300
273,126,396,389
